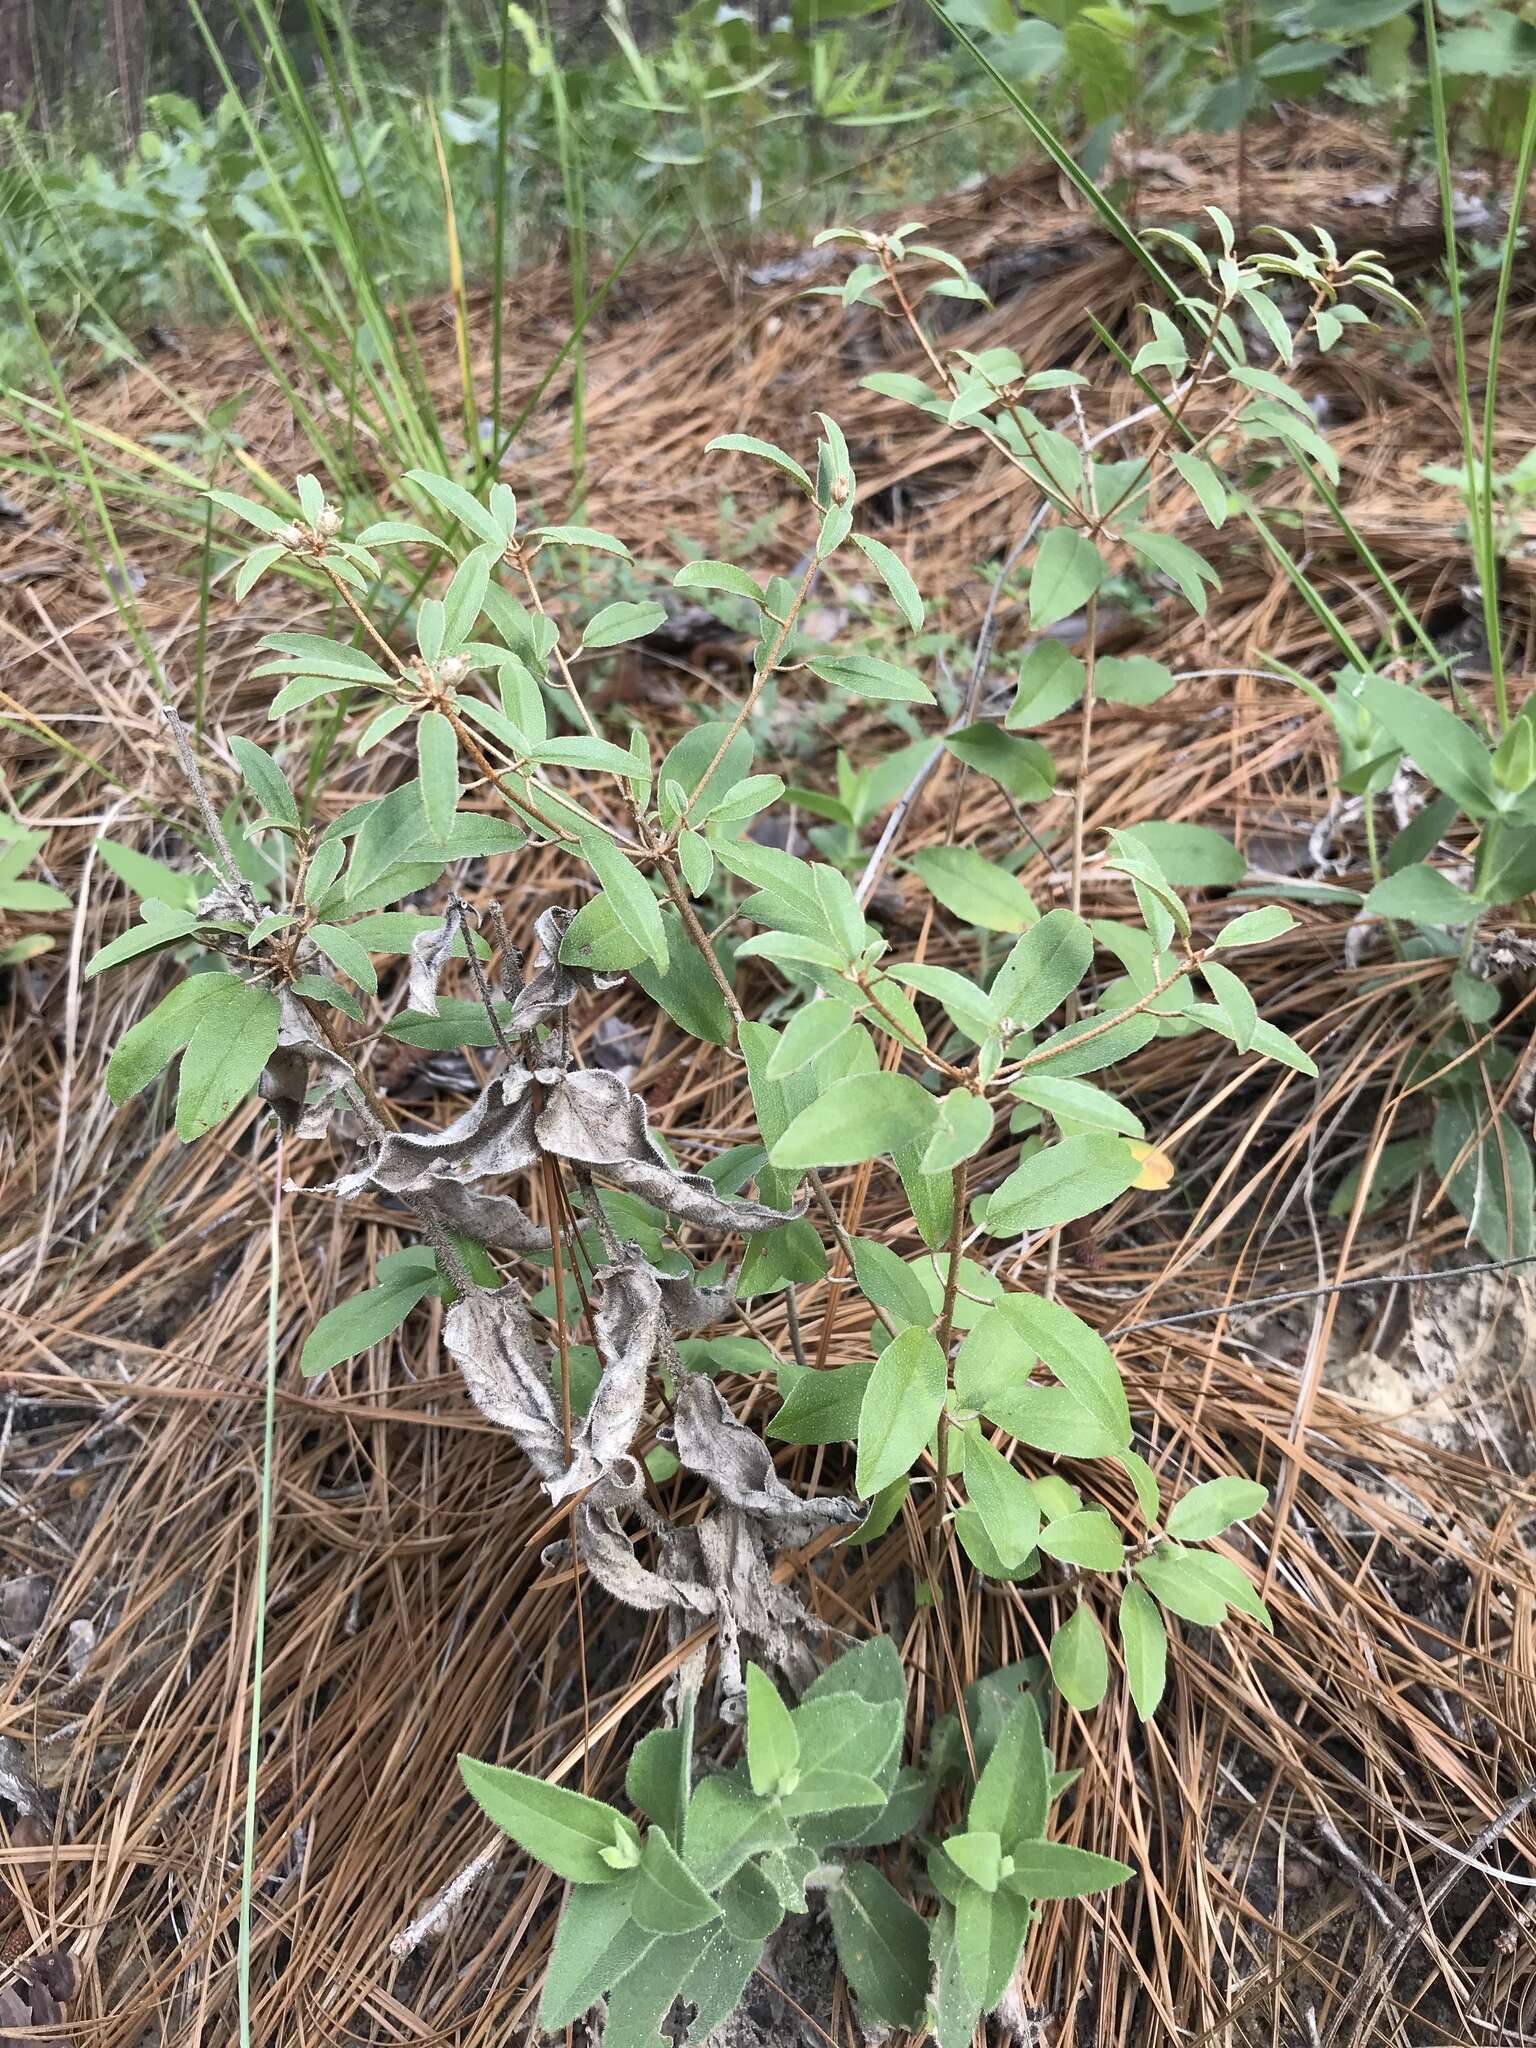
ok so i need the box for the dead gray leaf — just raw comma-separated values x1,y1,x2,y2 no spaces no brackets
537,1071,795,1234
407,911,458,1016
442,1286,567,1482
511,905,624,1033
666,1373,859,1542
548,1258,662,1504
324,1069,538,1199
264,992,358,1137
418,1181,550,1254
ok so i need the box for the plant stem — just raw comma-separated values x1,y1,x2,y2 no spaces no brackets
927,1158,969,1587
1069,589,1098,917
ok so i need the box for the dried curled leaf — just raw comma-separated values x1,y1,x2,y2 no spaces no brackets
537,1070,795,1233
332,1070,539,1198
407,910,458,1017
263,991,359,1137
547,1256,663,1505
666,1374,860,1543
442,1285,567,1482
510,906,625,1034
420,1180,550,1253
562,1473,835,1720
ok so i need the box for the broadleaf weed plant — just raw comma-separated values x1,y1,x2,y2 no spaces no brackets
93,207,1452,2041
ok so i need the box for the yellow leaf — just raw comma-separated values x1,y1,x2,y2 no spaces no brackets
1129,1142,1174,1191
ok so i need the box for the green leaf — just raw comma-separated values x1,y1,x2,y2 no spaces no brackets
416,711,459,844
175,981,281,1139
345,911,483,958
806,653,934,704
1007,642,1086,727
705,433,814,495
1213,904,1295,948
908,848,1037,934
1050,1602,1109,1710
581,830,669,972
944,1829,1003,1892
1120,821,1243,888
746,1664,800,1797
944,723,1055,802
208,486,291,536
404,468,506,545
458,1756,638,1884
783,1692,898,1814
227,735,300,828
1003,1838,1133,1900
1011,1074,1143,1138
1364,862,1478,925
964,1427,1041,1570
1165,1476,1267,1542
537,1880,648,2030
311,922,380,995
969,1693,1049,1847
1095,654,1178,705
633,1827,722,1934
769,1071,938,1170
529,523,631,559
1133,1548,1230,1624
850,1237,934,1330
826,1865,928,2030
1118,1581,1167,1721
954,1878,1032,2010
769,1360,871,1445
1037,1509,1124,1572
626,1700,692,1846
582,600,667,649
673,558,764,602
1125,529,1219,614
735,1218,828,1297
1431,1096,1535,1260
1201,959,1257,1052
852,532,924,629
85,909,202,977
983,1135,1141,1235
994,1293,1128,1445
1168,449,1228,526
105,973,232,1103
683,1777,792,1891
889,962,999,1045
1029,527,1104,630
921,1089,994,1174
631,915,731,1045
855,1327,947,1496
990,909,1092,1031
1358,674,1496,819
1024,1006,1159,1076
300,1270,438,1375
767,1000,856,1078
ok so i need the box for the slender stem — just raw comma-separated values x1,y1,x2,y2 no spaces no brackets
806,1171,898,1337
1002,950,1206,1079
654,844,745,1030
238,1131,284,2048
927,1159,969,1587
666,551,821,845
1069,590,1098,917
